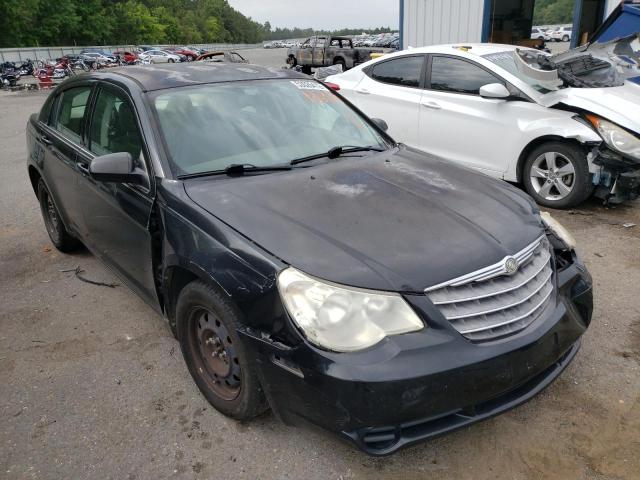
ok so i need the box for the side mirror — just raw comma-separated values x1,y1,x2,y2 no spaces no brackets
371,118,389,132
479,83,511,99
89,152,146,185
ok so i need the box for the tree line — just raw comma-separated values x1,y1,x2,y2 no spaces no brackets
0,0,395,48
533,0,575,25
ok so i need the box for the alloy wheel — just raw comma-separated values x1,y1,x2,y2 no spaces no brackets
529,151,576,201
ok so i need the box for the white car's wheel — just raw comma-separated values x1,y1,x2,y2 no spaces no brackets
523,142,594,209
562,35,570,42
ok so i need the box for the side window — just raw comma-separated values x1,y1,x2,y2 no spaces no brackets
54,86,91,143
369,56,424,88
429,57,502,95
89,88,146,172
315,38,326,48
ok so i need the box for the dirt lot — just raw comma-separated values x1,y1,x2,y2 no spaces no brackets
1,77,639,480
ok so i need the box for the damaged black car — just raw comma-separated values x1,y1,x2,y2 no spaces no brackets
26,63,593,455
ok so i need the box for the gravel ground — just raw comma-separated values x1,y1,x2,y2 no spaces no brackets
0,60,639,480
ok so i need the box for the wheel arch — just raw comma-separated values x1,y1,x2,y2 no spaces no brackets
28,165,41,195
516,135,590,183
163,263,231,337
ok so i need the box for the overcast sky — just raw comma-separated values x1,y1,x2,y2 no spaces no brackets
227,0,399,30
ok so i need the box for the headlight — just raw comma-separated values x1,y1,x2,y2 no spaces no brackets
277,267,424,352
585,114,640,161
540,211,576,249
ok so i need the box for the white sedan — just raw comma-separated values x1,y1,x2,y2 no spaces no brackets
139,50,181,64
326,43,640,208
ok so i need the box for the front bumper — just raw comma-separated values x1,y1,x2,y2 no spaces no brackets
592,147,640,203
241,260,592,455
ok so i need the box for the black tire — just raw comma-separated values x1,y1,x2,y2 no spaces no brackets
176,280,268,420
562,35,570,42
286,55,297,68
301,65,312,75
37,179,81,252
522,141,594,209
169,58,175,63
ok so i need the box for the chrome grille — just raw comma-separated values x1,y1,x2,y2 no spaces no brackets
425,236,554,341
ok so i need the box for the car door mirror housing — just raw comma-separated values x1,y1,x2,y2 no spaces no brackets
371,118,389,132
479,83,511,99
89,152,146,184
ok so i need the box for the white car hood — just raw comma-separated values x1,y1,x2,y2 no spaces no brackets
539,84,640,133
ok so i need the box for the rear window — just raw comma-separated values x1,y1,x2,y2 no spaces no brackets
54,87,91,143
368,56,424,88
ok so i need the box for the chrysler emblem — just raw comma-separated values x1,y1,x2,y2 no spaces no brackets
504,257,519,275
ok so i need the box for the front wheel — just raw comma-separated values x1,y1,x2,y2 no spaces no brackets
176,281,268,420
169,58,175,63
562,35,570,42
522,141,594,209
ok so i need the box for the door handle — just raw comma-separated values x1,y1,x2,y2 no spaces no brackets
40,135,53,146
76,162,90,175
355,88,370,95
421,101,442,110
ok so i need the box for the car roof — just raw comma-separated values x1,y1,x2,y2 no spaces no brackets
407,43,520,56
89,62,308,92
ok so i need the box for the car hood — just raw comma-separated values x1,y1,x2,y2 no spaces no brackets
540,84,640,133
184,147,544,292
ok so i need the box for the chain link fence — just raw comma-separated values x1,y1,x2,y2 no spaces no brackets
0,44,262,62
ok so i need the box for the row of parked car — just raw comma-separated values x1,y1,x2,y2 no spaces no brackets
77,45,227,66
531,25,573,42
264,33,400,50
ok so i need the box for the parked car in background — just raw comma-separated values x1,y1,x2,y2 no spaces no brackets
139,50,182,63
26,62,592,456
326,42,640,208
531,27,550,41
167,46,199,61
112,50,139,65
287,35,392,73
550,26,573,42
80,52,116,67
195,51,248,63
80,48,116,61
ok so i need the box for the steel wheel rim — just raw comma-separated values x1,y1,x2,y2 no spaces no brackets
530,151,576,201
188,307,241,401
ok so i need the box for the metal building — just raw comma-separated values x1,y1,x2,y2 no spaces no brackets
400,0,622,50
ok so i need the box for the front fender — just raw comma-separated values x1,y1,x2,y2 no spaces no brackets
505,115,602,180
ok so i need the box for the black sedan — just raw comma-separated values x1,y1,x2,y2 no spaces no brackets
26,63,593,455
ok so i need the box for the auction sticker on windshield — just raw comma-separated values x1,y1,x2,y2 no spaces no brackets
290,80,326,91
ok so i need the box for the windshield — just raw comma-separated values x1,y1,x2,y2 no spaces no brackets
483,50,555,93
152,79,389,175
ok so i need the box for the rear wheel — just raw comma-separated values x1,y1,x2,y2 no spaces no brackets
176,281,268,420
169,58,175,63
562,35,570,42
522,141,593,209
333,58,346,71
37,179,81,252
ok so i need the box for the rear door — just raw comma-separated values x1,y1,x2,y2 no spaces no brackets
348,54,426,147
313,37,327,66
75,82,158,305
298,39,313,65
39,85,93,233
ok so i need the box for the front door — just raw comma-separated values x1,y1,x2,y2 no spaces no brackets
417,55,530,176
75,83,158,305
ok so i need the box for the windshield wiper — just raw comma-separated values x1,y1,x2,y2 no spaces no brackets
177,163,293,180
290,145,386,166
